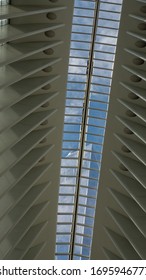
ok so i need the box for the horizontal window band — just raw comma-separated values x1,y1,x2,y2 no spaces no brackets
72,13,120,21
57,222,73,226
62,130,104,137
72,22,94,27
69,53,89,60
70,47,90,52
74,242,90,249
98,15,120,22
73,13,94,19
67,81,87,85
62,146,80,150
83,147,102,154
60,176,77,180
78,193,97,200
64,114,82,117
67,72,87,77
82,156,101,163
81,165,101,172
96,32,118,40
57,212,74,216
76,222,93,229
91,76,112,84
65,98,84,101
66,88,85,92
87,114,107,120
61,140,80,144
85,140,103,148
61,167,78,171
99,9,121,15
58,211,74,216
93,57,114,63
74,6,95,11
74,232,92,239
63,121,82,125
79,174,100,181
80,180,99,190
69,39,92,43
55,253,70,256
94,41,118,47
60,184,76,188
100,0,122,6
58,203,74,206
56,242,70,246
65,106,83,109
72,31,93,36
88,106,108,112
98,24,119,31
94,50,115,56
88,98,109,105
79,183,99,190
93,65,113,71
77,203,96,209
89,90,110,96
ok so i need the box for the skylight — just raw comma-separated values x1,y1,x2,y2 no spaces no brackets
56,0,123,260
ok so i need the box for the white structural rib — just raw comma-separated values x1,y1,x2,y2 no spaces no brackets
91,0,146,260
0,0,74,260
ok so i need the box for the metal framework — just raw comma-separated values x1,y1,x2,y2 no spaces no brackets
56,0,123,260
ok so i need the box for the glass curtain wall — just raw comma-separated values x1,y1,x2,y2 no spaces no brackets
56,0,123,260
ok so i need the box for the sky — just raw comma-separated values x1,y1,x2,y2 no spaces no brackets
56,0,123,260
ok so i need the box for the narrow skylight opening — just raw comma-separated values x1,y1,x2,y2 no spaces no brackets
56,0,123,260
